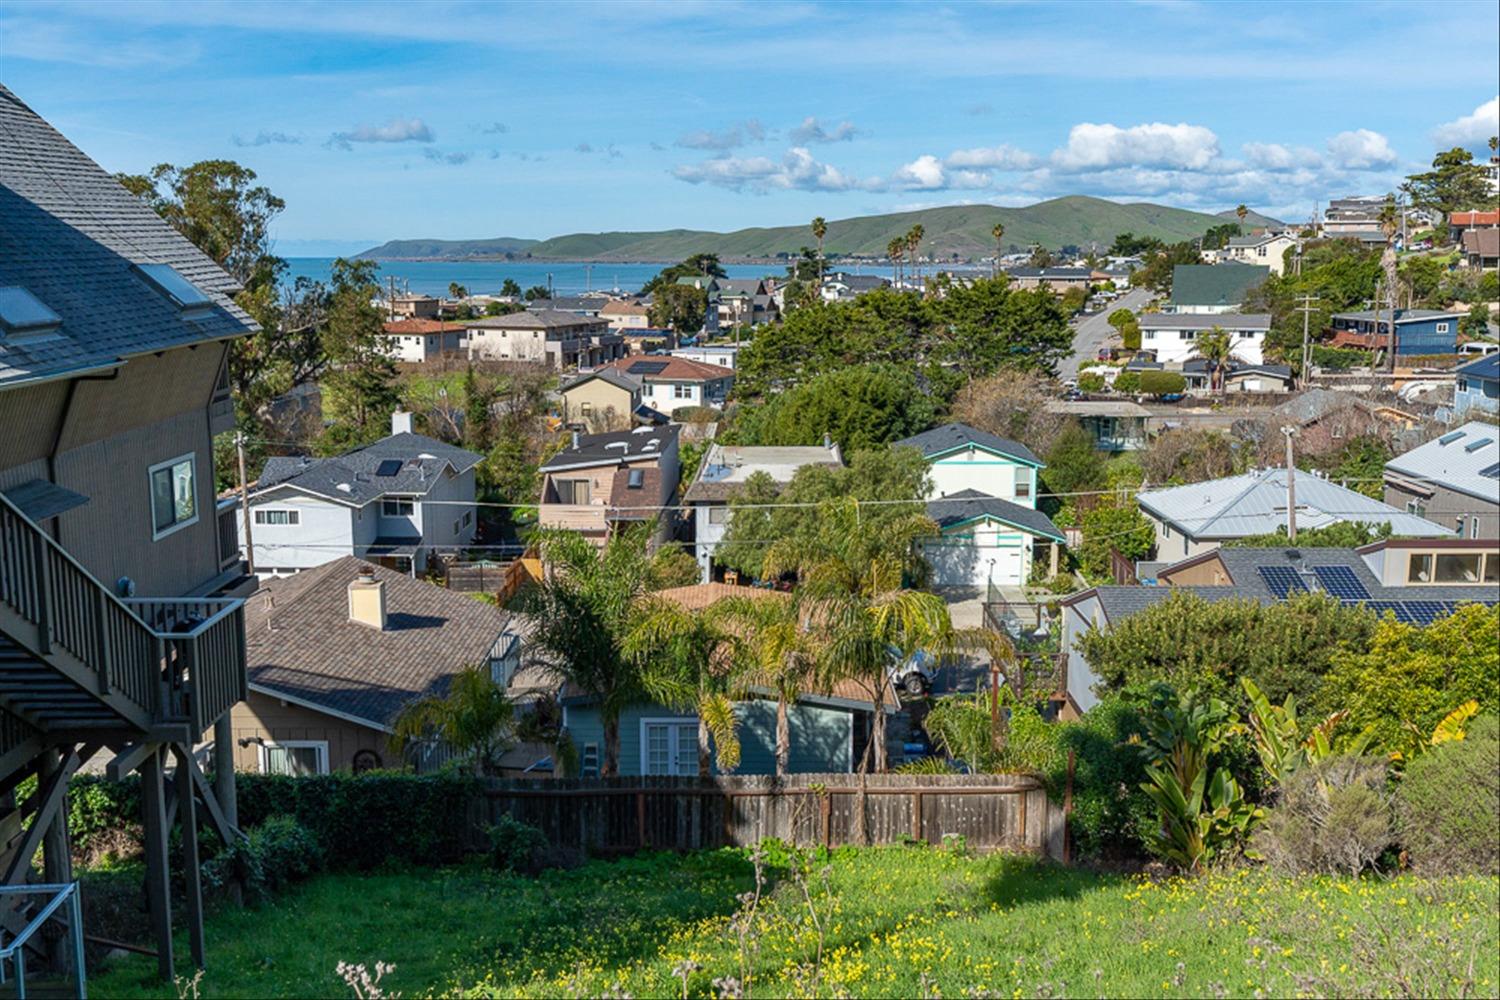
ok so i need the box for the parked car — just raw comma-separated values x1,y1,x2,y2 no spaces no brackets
888,647,938,696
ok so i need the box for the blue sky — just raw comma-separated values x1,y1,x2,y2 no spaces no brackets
2,0,1497,255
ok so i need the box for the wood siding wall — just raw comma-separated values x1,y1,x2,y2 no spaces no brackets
224,690,390,772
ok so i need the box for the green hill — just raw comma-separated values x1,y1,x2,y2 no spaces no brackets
358,197,1270,261
358,235,540,259
1215,208,1286,230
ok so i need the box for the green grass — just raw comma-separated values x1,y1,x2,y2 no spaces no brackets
90,847,1498,999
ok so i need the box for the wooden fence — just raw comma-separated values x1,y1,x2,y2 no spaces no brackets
478,773,1066,859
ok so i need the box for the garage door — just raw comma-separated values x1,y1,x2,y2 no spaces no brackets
923,529,1027,587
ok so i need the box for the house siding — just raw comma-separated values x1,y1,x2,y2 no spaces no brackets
226,689,390,772
1383,481,1500,540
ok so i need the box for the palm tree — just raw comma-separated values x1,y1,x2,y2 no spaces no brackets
514,526,659,775
390,667,514,775
906,225,925,288
714,594,822,775
448,282,468,301
887,236,905,290
811,216,828,286
991,222,1006,278
1193,326,1235,394
1235,204,1248,230
623,596,747,775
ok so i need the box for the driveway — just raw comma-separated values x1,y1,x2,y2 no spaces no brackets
1059,287,1150,380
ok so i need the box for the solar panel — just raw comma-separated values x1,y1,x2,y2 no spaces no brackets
629,361,669,375
1312,565,1370,600
374,459,403,477
1364,600,1414,623
1257,565,1310,599
1403,601,1451,626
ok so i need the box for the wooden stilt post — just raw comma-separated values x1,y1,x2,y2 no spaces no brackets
39,748,74,974
213,714,238,829
139,746,174,982
173,747,205,969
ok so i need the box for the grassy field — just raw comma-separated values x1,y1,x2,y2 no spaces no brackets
91,846,1498,999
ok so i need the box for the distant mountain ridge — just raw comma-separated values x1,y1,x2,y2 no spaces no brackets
356,196,1282,262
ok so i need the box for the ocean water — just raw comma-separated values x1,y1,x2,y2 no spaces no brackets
283,258,900,298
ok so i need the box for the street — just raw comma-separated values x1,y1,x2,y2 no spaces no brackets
1058,286,1150,380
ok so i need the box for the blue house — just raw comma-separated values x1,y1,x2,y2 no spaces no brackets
1455,353,1500,416
1329,308,1465,356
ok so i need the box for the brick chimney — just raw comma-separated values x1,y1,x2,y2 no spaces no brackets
347,569,387,630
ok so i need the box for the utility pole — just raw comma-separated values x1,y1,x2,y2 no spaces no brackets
236,431,255,575
1281,425,1298,542
1294,294,1318,388
387,275,396,320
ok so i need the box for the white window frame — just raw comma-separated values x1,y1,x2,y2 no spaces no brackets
1014,467,1032,500
707,505,730,525
1436,322,1450,333
382,497,415,517
639,717,698,775
148,452,199,540
673,383,693,400
256,740,329,775
253,509,301,526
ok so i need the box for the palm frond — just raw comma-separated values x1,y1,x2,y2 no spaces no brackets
698,693,741,772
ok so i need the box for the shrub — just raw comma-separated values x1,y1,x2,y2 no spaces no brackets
1112,370,1141,394
486,814,548,874
1047,696,1154,861
1253,757,1392,875
1137,370,1186,396
203,815,323,904
1076,372,1106,393
1396,715,1500,876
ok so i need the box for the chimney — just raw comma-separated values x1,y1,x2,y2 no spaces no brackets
822,431,832,450
571,430,581,450
391,410,413,436
347,570,387,630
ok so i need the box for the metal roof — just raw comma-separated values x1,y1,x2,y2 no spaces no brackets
1456,353,1500,382
1385,422,1500,504
1137,467,1455,541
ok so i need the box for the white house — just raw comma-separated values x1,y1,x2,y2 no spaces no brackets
378,318,466,363
671,344,740,370
1212,233,1299,275
595,355,735,416
1138,312,1270,365
894,423,1064,588
240,413,483,578
683,442,844,582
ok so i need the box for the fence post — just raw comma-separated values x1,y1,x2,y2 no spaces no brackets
636,790,647,849
1063,749,1076,865
911,790,923,842
821,789,832,849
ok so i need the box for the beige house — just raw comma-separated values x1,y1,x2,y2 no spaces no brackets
538,425,680,546
601,299,651,331
465,309,624,368
1214,233,1298,275
230,558,526,773
559,368,649,430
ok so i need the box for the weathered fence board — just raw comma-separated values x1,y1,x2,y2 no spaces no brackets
480,774,1066,859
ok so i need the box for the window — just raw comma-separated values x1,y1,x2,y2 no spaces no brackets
580,401,593,415
258,741,328,776
1143,330,1156,340
382,498,414,517
1405,500,1426,518
1407,553,1433,583
1436,553,1481,583
1436,322,1450,334
554,479,591,504
1485,554,1498,584
453,518,462,534
1180,330,1196,340
149,454,198,538
1015,468,1032,499
1458,378,1469,393
642,720,697,775
707,505,729,524
253,509,300,526
673,384,693,399
1471,518,1481,540
463,510,473,527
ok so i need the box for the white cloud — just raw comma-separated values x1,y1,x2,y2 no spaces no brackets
1433,96,1500,147
328,117,434,150
673,146,874,193
232,131,301,147
423,149,471,165
480,121,509,135
676,119,766,150
945,144,1037,170
1325,128,1397,169
1052,122,1219,171
788,116,860,144
1241,142,1320,171
892,154,992,191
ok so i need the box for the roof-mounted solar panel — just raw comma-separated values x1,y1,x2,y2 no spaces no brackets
0,286,63,336
133,263,213,312
374,459,403,477
1312,565,1370,600
1257,565,1310,599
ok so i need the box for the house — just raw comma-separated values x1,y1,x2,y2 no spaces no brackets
526,295,610,317
1138,312,1270,365
1384,422,1500,539
676,275,721,333
672,344,740,369
387,293,441,319
893,423,1064,587
601,299,651,331
1216,233,1298,275
1222,362,1295,394
683,442,844,581
1328,309,1464,356
559,368,662,430
1322,196,1387,235
1461,228,1499,270
1168,264,1269,314
0,84,252,974
538,425,680,546
716,278,778,328
1044,400,1151,451
559,583,901,775
379,318,465,363
241,414,483,577
1138,467,1454,561
465,309,625,368
1004,267,1093,292
232,558,525,774
597,354,735,415
1449,209,1499,243
1060,540,1499,712
1455,354,1500,416
821,272,890,301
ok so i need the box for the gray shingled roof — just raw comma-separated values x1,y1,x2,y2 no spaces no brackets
929,489,1064,541
0,85,256,387
466,309,603,330
895,422,1041,466
245,557,527,728
1138,312,1271,331
257,432,483,506
563,368,640,393
1169,264,1269,308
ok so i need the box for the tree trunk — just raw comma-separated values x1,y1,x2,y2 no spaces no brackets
697,716,713,777
871,677,889,773
602,714,620,776
775,696,790,776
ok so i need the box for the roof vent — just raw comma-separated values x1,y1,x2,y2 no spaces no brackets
336,483,353,493
1437,430,1466,446
1464,438,1493,453
631,426,653,434
133,263,213,314
605,441,629,452
643,439,660,451
0,286,63,339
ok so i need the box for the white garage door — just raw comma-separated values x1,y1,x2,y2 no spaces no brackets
924,528,1027,588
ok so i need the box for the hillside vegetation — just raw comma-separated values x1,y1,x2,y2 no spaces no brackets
357,196,1271,261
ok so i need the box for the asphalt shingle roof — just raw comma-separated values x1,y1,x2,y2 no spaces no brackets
0,85,256,387
540,424,678,471
257,432,483,506
1169,264,1269,308
1138,312,1271,331
929,489,1064,542
1457,353,1500,382
465,309,604,330
245,557,527,728
895,423,1042,467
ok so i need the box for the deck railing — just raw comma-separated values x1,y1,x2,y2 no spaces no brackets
0,492,246,735
215,497,241,572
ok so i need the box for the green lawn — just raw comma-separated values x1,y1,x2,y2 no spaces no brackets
91,847,1499,999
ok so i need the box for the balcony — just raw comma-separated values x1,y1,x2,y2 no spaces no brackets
216,496,241,572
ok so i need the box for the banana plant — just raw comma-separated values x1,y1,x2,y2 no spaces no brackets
1392,699,1479,762
1240,678,1376,789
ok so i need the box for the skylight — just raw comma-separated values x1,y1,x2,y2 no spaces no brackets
0,286,62,335
133,263,212,312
